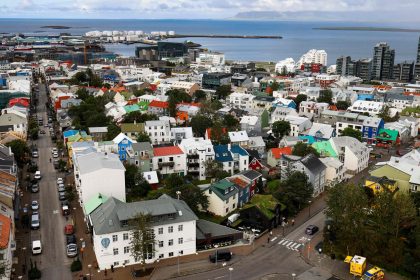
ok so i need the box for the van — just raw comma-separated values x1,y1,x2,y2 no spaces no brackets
32,240,42,255
209,250,232,263
227,213,240,225
31,214,40,230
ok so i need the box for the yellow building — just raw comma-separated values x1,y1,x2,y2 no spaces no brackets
364,175,398,195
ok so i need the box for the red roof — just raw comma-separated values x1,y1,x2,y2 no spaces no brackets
9,97,30,108
229,177,249,189
270,146,292,159
149,100,168,109
154,146,184,157
0,214,11,249
205,127,227,140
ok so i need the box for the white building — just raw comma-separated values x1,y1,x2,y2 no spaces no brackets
228,131,249,147
284,116,312,137
204,179,238,216
299,101,329,117
170,127,194,143
74,151,126,212
145,120,171,145
179,138,215,180
297,49,328,66
275,58,296,73
227,92,255,110
90,194,197,270
196,52,225,65
152,146,187,176
271,107,299,123
319,157,346,187
348,100,384,116
331,136,370,174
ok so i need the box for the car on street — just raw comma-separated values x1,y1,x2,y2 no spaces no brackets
31,213,40,230
209,250,232,263
31,183,39,193
58,191,66,201
34,171,41,180
32,240,42,255
58,185,65,192
53,152,59,158
32,151,38,158
66,244,78,258
57,178,63,184
51,148,58,154
66,234,76,245
44,123,49,127
64,224,74,235
40,130,46,134
31,200,39,211
305,225,319,235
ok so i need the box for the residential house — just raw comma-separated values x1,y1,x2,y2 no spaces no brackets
384,93,414,110
240,116,261,133
214,145,234,175
305,122,335,141
267,146,292,168
230,145,250,174
152,146,187,176
252,95,275,111
0,145,16,175
376,128,400,148
319,157,346,187
127,142,154,172
364,175,398,195
330,136,370,174
238,169,263,197
384,122,411,143
88,127,108,142
246,149,268,172
145,120,171,145
90,194,197,270
348,100,384,116
204,179,239,216
270,107,299,124
274,97,296,109
284,116,312,137
179,138,215,180
228,131,249,147
301,87,321,101
170,81,200,96
299,101,329,117
362,117,384,144
170,127,193,143
248,136,266,158
143,171,159,189
148,100,168,116
227,92,255,110
0,213,13,280
120,122,145,141
113,133,137,161
0,110,27,137
280,154,327,196
228,176,251,207
239,194,282,229
74,151,126,213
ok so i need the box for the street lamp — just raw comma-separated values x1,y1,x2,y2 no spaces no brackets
88,264,92,280
176,191,181,200
21,247,27,274
308,200,312,218
214,245,219,266
229,267,233,280
292,273,296,280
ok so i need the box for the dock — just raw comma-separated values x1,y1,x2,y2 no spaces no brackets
167,34,282,39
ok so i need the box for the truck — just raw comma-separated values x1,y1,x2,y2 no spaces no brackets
344,255,385,280
361,267,385,280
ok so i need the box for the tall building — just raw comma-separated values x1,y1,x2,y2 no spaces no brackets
355,58,372,81
372,42,395,80
415,36,420,81
393,61,414,82
336,56,353,76
298,49,327,66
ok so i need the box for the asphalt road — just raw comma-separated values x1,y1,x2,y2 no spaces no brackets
29,82,72,280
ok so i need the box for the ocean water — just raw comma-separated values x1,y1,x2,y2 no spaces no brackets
1,18,419,64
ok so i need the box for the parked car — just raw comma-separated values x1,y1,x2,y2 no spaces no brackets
34,171,41,180
31,183,39,193
51,148,58,154
209,250,232,263
32,151,39,158
31,213,40,230
31,200,39,211
58,185,65,192
305,225,319,235
40,130,46,135
57,178,64,185
64,224,74,235
32,240,42,255
58,191,66,201
66,234,76,245
62,202,70,216
66,244,78,258
53,152,59,158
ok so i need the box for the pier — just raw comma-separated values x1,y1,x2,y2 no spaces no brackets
167,34,282,39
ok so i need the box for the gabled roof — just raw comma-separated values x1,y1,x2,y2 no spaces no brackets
132,142,153,152
230,145,249,156
300,154,327,175
149,100,168,108
376,128,399,141
228,130,249,142
0,214,11,249
239,169,262,181
120,123,144,133
307,123,334,139
312,141,337,157
270,146,292,159
210,179,238,200
214,145,233,162
112,132,136,144
84,193,108,215
228,177,249,189
153,146,184,157
77,152,125,175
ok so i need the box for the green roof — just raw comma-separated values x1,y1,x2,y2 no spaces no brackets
210,179,238,200
123,104,140,114
137,101,149,111
242,194,283,219
120,122,144,133
84,193,108,215
376,128,399,141
312,140,337,158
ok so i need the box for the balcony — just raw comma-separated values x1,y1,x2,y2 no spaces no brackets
188,162,200,168
187,154,200,159
158,162,175,168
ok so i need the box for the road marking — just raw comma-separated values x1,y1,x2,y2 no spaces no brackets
278,239,288,245
53,210,59,214
284,241,293,247
292,244,302,250
214,276,226,279
271,237,278,242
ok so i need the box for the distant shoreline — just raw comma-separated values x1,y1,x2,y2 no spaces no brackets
314,27,420,32
40,25,71,29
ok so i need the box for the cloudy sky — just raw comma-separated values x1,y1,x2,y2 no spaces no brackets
1,0,420,21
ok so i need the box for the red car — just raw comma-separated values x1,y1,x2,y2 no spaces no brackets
64,224,74,235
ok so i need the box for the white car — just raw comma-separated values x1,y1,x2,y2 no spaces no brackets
51,148,58,154
32,240,42,255
31,200,39,211
57,178,64,185
53,152,59,158
34,171,41,180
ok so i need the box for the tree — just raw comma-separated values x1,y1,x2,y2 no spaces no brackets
129,213,156,271
106,123,121,141
274,171,313,216
136,132,151,142
28,259,41,279
223,114,240,131
123,112,158,123
271,81,280,91
6,140,29,167
167,184,209,213
378,105,399,122
205,159,229,180
336,100,350,110
163,174,184,190
210,121,229,145
125,164,139,190
215,85,232,100
272,120,291,139
133,88,153,97
292,142,320,157
193,90,207,102
75,88,90,100
166,89,192,117
191,115,213,137
294,94,307,108
341,127,362,141
317,89,333,104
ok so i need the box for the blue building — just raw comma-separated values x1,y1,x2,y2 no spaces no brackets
113,133,135,161
273,97,296,109
362,117,384,144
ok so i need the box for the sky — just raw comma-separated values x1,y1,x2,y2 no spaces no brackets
1,0,420,21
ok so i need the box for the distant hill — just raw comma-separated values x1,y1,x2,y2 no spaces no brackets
232,11,284,20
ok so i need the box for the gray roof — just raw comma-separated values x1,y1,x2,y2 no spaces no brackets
0,113,26,126
196,219,242,240
239,170,262,181
300,154,327,175
132,142,153,152
88,127,108,133
77,152,125,175
90,194,198,235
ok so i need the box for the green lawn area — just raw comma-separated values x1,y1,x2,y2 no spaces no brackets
243,194,285,219
192,178,212,185
197,212,226,224
267,179,281,193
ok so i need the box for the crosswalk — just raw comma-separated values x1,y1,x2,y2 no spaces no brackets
277,238,304,251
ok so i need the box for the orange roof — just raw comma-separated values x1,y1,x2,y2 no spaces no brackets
149,100,169,108
0,214,11,249
153,146,184,157
328,105,338,111
110,85,127,93
229,177,249,189
206,127,227,140
177,102,202,107
270,146,292,159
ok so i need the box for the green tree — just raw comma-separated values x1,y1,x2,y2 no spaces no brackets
6,140,29,167
193,90,207,102
215,85,232,100
223,114,240,131
336,100,350,110
106,123,121,141
317,89,333,104
133,88,153,97
292,142,320,157
273,171,313,216
129,213,156,272
163,174,184,190
191,114,213,137
167,89,192,117
378,105,399,122
271,81,280,91
65,186,76,203
75,88,90,100
167,183,209,213
205,159,230,180
123,112,158,123
136,132,151,142
294,94,307,108
125,164,139,190
341,127,362,141
272,120,291,139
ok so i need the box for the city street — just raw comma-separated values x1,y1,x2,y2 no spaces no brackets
27,82,72,280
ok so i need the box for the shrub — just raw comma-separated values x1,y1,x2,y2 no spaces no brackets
70,258,82,272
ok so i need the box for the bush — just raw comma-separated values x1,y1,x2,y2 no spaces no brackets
28,164,38,173
28,260,41,279
71,258,82,272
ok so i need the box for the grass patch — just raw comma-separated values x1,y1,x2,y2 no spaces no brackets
197,212,226,224
242,194,284,219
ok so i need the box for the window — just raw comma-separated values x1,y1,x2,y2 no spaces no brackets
112,235,118,242
158,227,163,234
179,250,184,255
114,261,119,266
169,252,174,257
178,225,183,232
159,254,164,259
123,233,129,240
168,226,173,233
159,241,164,248
113,248,119,255
169,157,174,161
124,246,130,254
168,239,174,246
233,203,236,208
178,238,183,244
225,207,229,213
124,260,130,265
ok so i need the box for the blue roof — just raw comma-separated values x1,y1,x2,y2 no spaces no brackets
214,145,233,162
299,135,316,144
230,145,249,156
63,129,79,138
